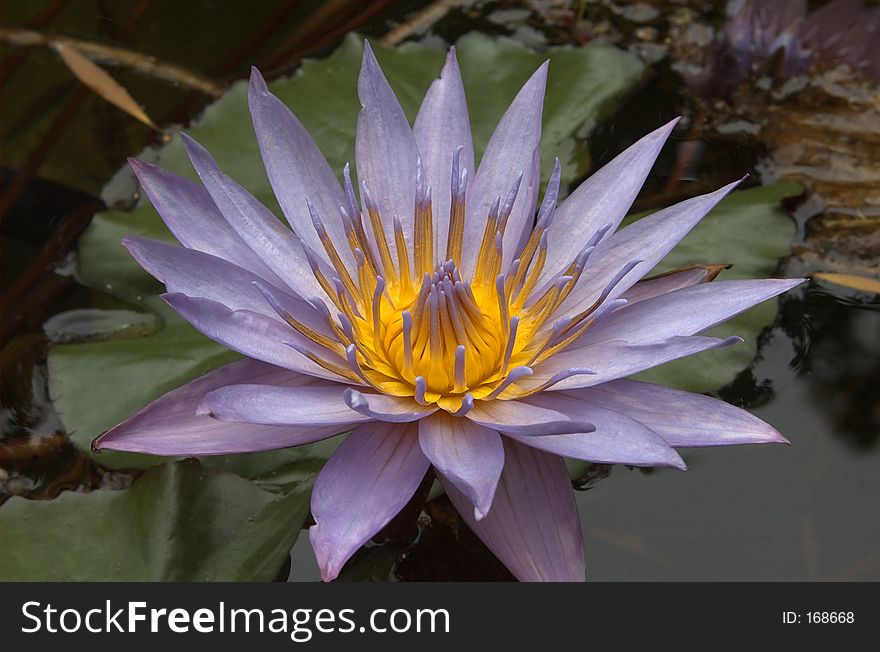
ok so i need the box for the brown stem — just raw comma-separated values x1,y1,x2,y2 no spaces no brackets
157,0,303,126
0,0,68,85
208,0,303,78
1,28,226,97
262,0,360,72
0,3,170,219
263,0,399,78
380,0,476,47
0,86,90,218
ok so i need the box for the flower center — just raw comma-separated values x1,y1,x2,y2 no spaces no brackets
282,156,607,413
379,260,506,400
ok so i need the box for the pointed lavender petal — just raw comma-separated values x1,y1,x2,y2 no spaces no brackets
579,278,806,346
181,134,327,300
414,47,474,259
465,399,594,436
162,292,356,383
128,158,285,286
343,388,436,423
510,394,686,468
563,379,789,447
94,359,342,455
442,437,585,582
524,335,742,393
248,68,353,269
463,63,547,275
310,421,430,581
538,119,678,285
419,412,503,520
200,384,369,427
356,41,419,260
123,236,319,322
620,264,728,304
559,179,742,316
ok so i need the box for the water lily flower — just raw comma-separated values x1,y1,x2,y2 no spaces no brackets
682,0,880,97
95,41,803,582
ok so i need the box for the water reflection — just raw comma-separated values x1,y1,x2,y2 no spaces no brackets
781,286,880,450
577,284,880,581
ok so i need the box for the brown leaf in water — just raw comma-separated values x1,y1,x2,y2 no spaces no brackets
53,42,157,129
812,272,880,294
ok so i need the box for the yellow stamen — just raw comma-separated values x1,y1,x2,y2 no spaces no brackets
362,182,398,286
279,161,603,413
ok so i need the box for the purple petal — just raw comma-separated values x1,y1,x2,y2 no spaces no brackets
343,388,436,422
181,134,327,300
419,412,503,519
465,399,594,436
538,119,678,285
463,63,546,275
413,47,474,259
356,41,419,261
162,292,356,383
579,278,805,346
562,379,789,446
508,394,686,468
310,421,430,581
124,236,314,322
248,68,353,270
94,359,342,456
559,179,742,316
441,437,585,582
128,158,284,286
620,265,728,304
522,335,742,393
200,383,368,427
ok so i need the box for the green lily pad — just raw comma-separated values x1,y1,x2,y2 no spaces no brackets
47,33,645,468
627,181,801,392
456,33,646,183
0,459,316,581
42,309,156,342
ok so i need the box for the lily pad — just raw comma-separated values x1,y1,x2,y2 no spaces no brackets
0,459,316,581
628,181,801,392
456,33,646,183
43,308,161,343
47,33,645,468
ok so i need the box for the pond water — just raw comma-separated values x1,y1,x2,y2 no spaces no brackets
2,0,878,581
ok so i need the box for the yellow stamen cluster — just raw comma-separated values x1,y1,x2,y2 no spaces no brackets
281,159,607,413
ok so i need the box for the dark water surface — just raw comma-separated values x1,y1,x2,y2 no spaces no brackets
580,288,880,581
2,0,878,581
